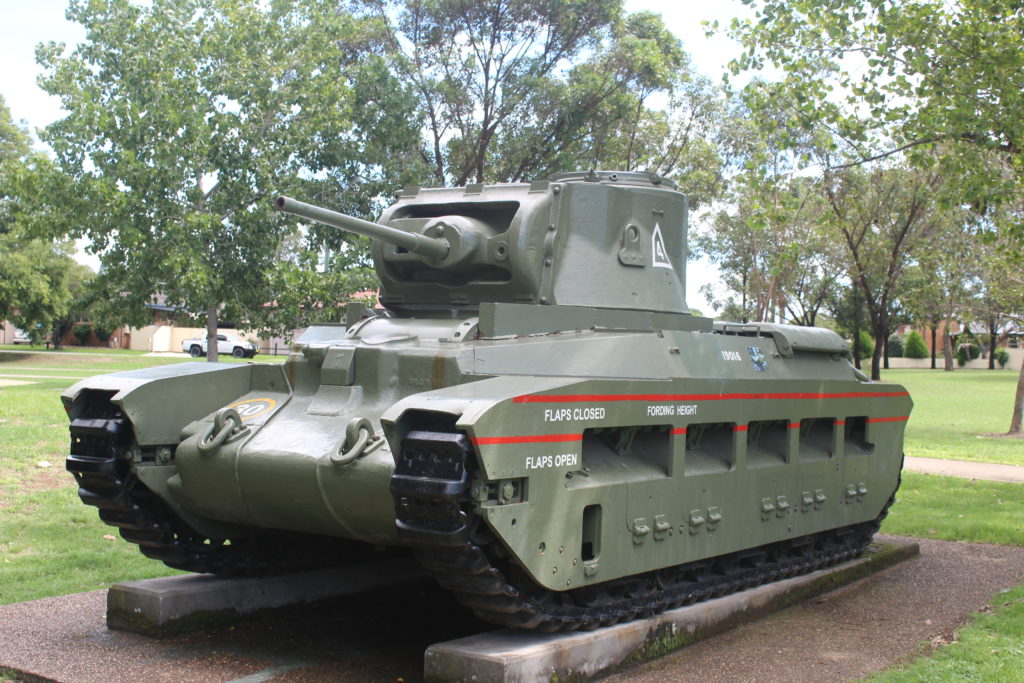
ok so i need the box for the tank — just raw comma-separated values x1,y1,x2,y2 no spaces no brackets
63,171,911,631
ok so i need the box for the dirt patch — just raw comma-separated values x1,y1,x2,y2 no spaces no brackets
0,379,37,388
0,466,73,505
980,432,1024,439
24,467,74,493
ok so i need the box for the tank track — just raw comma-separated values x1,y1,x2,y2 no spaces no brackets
391,430,896,631
65,393,366,575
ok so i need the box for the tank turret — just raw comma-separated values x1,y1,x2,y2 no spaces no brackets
277,171,691,318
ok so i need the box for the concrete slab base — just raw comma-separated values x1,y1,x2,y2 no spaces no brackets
425,540,919,683
107,556,426,637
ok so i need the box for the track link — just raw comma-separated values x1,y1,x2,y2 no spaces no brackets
65,391,368,575
391,429,895,631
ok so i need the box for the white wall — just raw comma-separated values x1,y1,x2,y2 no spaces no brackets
886,347,1023,370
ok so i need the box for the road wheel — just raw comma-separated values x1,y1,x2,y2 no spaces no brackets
232,347,245,358
189,345,202,357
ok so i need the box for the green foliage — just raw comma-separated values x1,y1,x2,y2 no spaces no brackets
994,347,1011,369
857,329,875,360
728,0,1024,240
956,341,981,366
371,0,729,204
92,322,112,343
0,97,85,337
886,335,904,358
36,0,423,344
71,322,91,346
0,93,30,166
904,331,929,359
0,232,78,335
695,171,840,326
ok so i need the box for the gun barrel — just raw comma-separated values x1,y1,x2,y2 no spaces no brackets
275,196,449,260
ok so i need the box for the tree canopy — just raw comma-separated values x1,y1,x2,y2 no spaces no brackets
725,0,1024,430
727,0,1024,231
364,0,729,205
0,94,82,340
36,0,423,358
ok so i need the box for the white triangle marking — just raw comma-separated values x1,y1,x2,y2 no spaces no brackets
651,223,673,270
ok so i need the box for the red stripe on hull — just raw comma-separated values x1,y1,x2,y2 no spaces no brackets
472,433,583,446
513,391,909,404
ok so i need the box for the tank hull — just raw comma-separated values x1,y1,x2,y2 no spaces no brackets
64,316,909,598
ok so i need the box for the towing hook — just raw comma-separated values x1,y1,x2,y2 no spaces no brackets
197,408,248,453
332,417,382,465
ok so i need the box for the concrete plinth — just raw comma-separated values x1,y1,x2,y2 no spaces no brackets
107,557,426,636
425,540,919,683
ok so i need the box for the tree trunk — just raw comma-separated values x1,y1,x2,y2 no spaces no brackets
883,334,890,370
930,325,937,369
870,322,885,381
206,305,219,363
852,327,862,370
989,317,997,370
943,329,954,371
1010,355,1024,435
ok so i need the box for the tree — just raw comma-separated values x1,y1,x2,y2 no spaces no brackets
37,0,422,360
0,95,82,339
820,163,944,380
727,1,1024,217
694,95,843,325
697,174,839,326
900,213,983,371
727,0,1024,432
0,233,80,341
0,94,29,168
366,1,728,203
48,263,105,350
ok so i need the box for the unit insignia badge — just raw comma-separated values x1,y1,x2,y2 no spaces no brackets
747,346,768,372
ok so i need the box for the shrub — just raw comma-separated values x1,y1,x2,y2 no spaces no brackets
887,334,904,358
92,322,113,343
71,323,92,346
956,343,980,367
904,331,929,359
856,329,875,360
994,347,1010,369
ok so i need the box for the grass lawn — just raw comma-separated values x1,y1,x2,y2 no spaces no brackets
881,472,1024,546
879,368,1023,466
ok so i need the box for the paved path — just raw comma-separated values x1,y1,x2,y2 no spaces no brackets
0,348,122,357
904,455,1024,483
0,373,91,380
0,379,35,387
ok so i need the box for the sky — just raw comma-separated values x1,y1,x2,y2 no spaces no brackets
0,0,755,313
